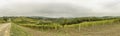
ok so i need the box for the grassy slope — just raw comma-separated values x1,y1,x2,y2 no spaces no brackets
10,23,31,36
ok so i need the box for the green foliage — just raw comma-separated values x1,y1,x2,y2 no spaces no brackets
11,17,38,24
65,19,120,28
20,23,62,30
0,17,8,23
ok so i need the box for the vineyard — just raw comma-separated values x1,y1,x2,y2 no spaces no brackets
0,16,120,36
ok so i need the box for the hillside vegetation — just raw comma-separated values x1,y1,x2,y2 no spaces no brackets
1,16,120,36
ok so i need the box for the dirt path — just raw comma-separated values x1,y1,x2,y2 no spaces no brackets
0,23,11,36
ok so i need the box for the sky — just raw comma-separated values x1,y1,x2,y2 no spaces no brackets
0,0,120,17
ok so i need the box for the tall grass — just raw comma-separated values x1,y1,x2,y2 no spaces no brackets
10,23,31,36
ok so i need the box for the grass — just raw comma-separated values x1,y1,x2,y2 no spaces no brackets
10,23,31,36
20,26,71,36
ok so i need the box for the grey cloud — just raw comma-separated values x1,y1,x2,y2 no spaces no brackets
102,0,120,11
0,3,94,17
2,2,120,17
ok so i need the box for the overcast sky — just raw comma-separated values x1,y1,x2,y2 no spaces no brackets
0,0,120,17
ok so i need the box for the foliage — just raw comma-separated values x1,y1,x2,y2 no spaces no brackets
20,23,62,30
65,19,120,28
